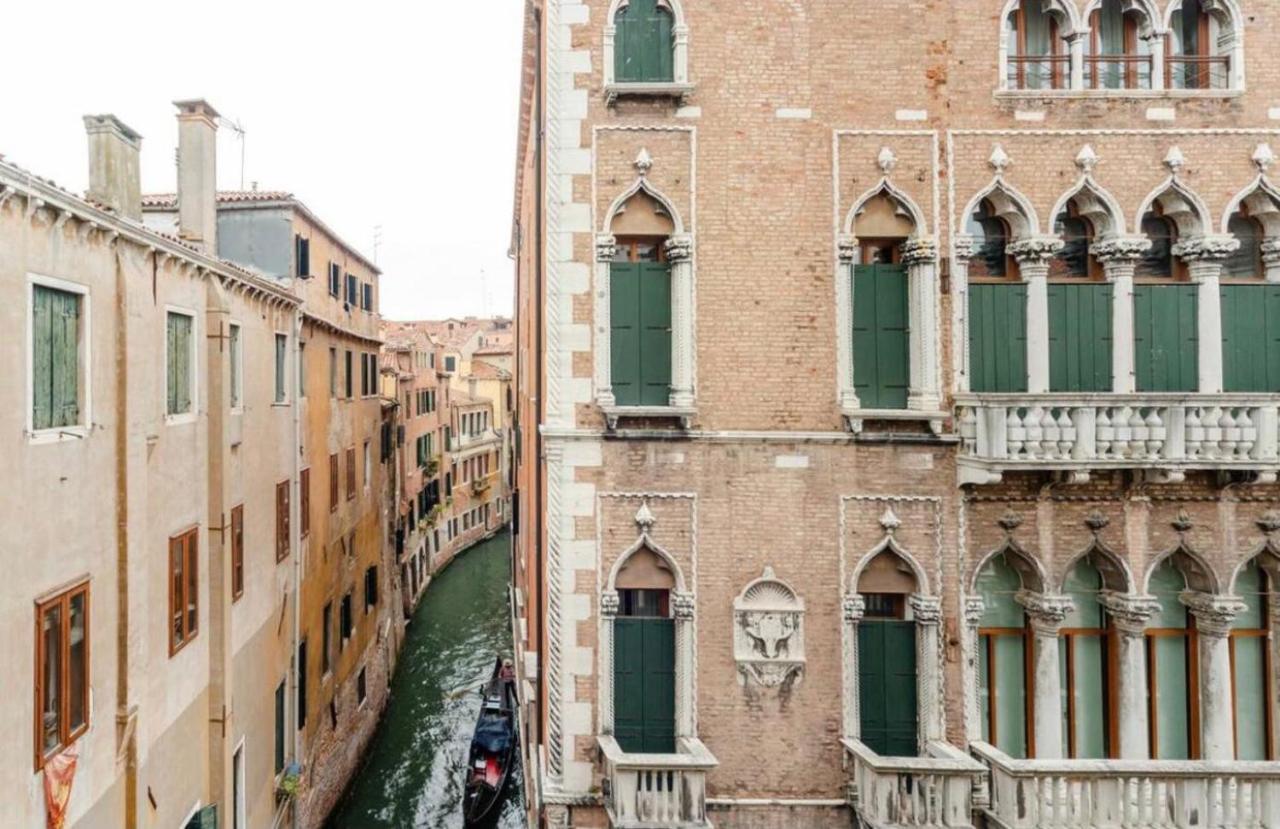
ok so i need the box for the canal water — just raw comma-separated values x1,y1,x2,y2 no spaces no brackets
328,530,525,829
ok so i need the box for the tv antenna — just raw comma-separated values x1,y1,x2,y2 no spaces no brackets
373,225,383,264
222,117,247,190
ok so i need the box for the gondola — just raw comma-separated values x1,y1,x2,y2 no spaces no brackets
463,656,518,826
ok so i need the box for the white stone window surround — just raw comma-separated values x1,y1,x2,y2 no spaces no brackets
602,0,693,105
164,303,199,426
1219,158,1280,284
994,0,1246,97
26,272,92,444
594,174,696,430
229,319,244,415
836,177,945,434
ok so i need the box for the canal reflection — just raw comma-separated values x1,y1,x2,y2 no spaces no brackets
328,531,525,829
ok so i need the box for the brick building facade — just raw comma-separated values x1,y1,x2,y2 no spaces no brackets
511,1,1280,827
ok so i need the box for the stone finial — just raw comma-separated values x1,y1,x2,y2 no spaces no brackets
879,506,902,535
997,509,1023,533
634,147,654,176
1171,510,1194,534
1253,142,1276,175
1164,146,1186,176
989,144,1012,175
635,500,656,531
1075,144,1100,175
877,146,898,176
1085,511,1110,534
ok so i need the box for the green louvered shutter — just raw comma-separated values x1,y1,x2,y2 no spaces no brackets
1134,285,1198,392
969,284,1028,392
1222,284,1280,392
614,618,645,751
853,264,910,409
639,262,672,406
858,621,918,757
614,617,675,753
1048,283,1113,392
611,263,642,406
32,286,81,430
168,313,193,414
32,286,55,430
615,0,674,83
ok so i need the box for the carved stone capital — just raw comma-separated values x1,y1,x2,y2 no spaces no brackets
909,594,942,625
837,233,859,264
963,596,985,628
596,233,618,262
843,593,866,623
900,237,936,266
1180,592,1246,638
1016,591,1075,633
1098,592,1161,635
1093,235,1152,264
1008,236,1064,265
1261,238,1280,266
600,590,620,619
1172,235,1240,263
663,233,693,263
953,234,978,261
672,590,696,620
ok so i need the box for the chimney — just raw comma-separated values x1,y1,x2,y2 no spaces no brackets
83,114,142,221
173,99,220,252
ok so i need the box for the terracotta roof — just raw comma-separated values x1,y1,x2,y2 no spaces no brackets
473,346,512,356
141,190,295,209
469,359,511,380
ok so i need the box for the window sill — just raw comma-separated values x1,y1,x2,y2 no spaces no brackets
165,413,197,427
605,81,695,106
601,404,696,431
27,425,90,445
271,401,290,408
994,88,1242,101
842,406,947,437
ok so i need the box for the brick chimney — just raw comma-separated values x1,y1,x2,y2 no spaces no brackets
173,99,220,251
83,114,142,221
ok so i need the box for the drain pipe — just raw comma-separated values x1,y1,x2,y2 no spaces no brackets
290,304,304,825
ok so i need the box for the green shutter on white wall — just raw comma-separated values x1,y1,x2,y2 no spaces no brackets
168,312,193,415
31,286,81,430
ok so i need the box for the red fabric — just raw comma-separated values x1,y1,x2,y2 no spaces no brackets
43,745,78,829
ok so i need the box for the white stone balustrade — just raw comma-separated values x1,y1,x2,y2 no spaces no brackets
598,735,718,829
843,738,988,829
955,394,1280,484
971,741,1280,829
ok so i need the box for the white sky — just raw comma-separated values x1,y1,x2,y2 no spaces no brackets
0,0,522,321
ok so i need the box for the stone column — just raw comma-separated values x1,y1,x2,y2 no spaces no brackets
599,590,620,736
836,234,860,411
1173,236,1239,394
1095,236,1151,394
1100,592,1161,759
1068,33,1086,90
672,590,697,739
952,235,976,394
594,234,617,408
665,234,695,409
910,594,944,746
1183,592,1246,761
1148,34,1166,90
963,596,985,742
843,594,866,740
1010,237,1064,394
903,238,942,412
1017,591,1075,759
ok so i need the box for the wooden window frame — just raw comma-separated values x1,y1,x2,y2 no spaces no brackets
33,581,90,770
329,453,339,512
274,333,289,404
231,505,245,601
275,480,290,562
1229,589,1274,760
228,322,243,412
1010,3,1067,90
1145,623,1202,760
300,468,311,538
345,447,356,501
979,624,1037,758
1087,8,1145,89
345,350,353,399
168,527,199,656
1059,624,1118,758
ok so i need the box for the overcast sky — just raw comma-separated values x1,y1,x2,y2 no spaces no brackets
0,1,522,321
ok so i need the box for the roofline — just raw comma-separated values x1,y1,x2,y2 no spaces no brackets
0,160,299,306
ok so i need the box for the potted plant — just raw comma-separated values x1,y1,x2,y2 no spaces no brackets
276,762,302,800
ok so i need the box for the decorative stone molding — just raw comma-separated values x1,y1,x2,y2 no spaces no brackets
997,509,1023,534
663,233,693,263
600,590,620,618
1262,238,1280,267
1093,235,1151,263
633,147,654,176
672,590,696,621
1164,145,1186,176
1008,236,1065,265
879,506,902,535
1098,592,1161,635
595,233,618,262
1172,235,1240,263
909,594,942,625
900,237,936,265
1253,142,1276,174
843,593,867,623
877,145,898,176
1171,509,1195,535
1258,510,1280,535
963,596,985,628
1074,144,1100,175
989,144,1012,175
1016,591,1075,632
1180,592,1246,637
733,567,805,688
634,500,656,532
837,233,859,264
953,233,977,261
1084,510,1110,534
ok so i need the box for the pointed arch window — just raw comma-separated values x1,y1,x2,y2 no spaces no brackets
614,0,675,83
1168,0,1232,90
1047,200,1112,392
1007,0,1070,90
977,553,1033,758
1230,559,1273,760
1224,211,1264,280
1134,208,1198,392
1059,559,1115,758
1146,558,1200,760
966,200,1028,393
1087,0,1153,89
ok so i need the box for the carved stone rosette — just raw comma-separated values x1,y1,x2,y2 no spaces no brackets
733,567,805,689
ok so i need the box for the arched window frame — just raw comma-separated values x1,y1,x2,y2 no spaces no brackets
999,0,1084,91
603,0,692,104
1082,0,1161,89
1226,552,1276,760
1164,0,1246,92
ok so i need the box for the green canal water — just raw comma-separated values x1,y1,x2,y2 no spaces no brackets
327,531,525,829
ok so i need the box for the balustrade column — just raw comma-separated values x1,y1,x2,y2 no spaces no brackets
1095,237,1150,394
1100,592,1161,759
1183,593,1246,760
843,595,866,740
665,235,695,409
1174,236,1239,394
910,594,944,746
903,239,941,412
1010,238,1063,394
1017,592,1075,759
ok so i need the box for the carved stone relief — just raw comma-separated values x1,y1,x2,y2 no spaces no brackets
733,566,805,690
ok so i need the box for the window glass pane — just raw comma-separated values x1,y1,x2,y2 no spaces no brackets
229,325,241,408
41,604,62,754
1153,634,1190,759
1225,214,1262,279
1063,559,1104,628
993,633,1028,758
1149,560,1188,627
186,542,198,635
275,681,286,773
977,553,1025,627
966,202,1008,278
1137,213,1174,278
68,592,87,732
172,546,185,643
1234,561,1266,629
1052,214,1092,278
1233,637,1268,759
1072,634,1107,758
275,334,287,402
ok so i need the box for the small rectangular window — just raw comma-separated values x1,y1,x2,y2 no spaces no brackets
231,504,245,601
274,334,288,403
169,528,199,654
229,324,242,410
294,234,310,279
357,667,367,705
298,341,306,399
340,592,353,644
345,351,353,398
445,355,456,372
300,468,311,538
362,283,373,312
297,639,308,729
34,582,90,769
322,603,333,674
364,566,378,610
329,347,337,398
346,447,356,500
360,352,369,397
276,480,290,561
166,311,195,417
329,453,339,511
31,283,86,432
346,274,358,306
363,440,371,492
274,680,286,774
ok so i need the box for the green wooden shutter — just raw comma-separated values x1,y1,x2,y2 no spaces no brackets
614,618,646,751
613,617,675,753
968,284,1028,392
1134,285,1198,392
166,313,179,414
639,262,672,406
1222,284,1280,392
858,621,918,756
614,0,674,83
852,264,910,409
1048,283,1113,392
32,286,55,430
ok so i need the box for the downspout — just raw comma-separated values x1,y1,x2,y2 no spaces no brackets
533,2,547,812
290,304,303,826
114,245,138,829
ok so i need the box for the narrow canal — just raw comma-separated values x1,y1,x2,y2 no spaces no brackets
328,530,525,829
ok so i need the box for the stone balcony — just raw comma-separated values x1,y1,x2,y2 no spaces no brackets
843,738,988,829
971,741,1280,829
956,394,1280,485
598,735,717,829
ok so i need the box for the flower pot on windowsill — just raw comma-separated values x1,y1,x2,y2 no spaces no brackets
275,763,302,801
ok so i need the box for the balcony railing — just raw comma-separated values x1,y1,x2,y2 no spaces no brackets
843,738,987,829
972,741,1280,829
1007,54,1070,90
956,394,1280,484
1085,54,1153,89
1167,54,1231,90
598,735,717,829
